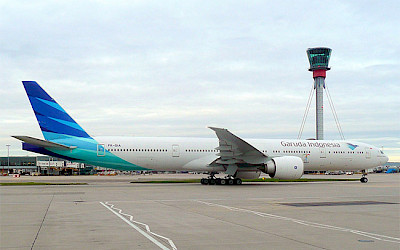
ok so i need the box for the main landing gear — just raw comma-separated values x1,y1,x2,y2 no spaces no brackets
200,173,242,185
360,170,368,183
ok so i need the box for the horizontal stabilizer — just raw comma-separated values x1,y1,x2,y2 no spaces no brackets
12,136,76,150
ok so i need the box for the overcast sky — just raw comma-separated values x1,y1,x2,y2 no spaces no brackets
1,0,399,161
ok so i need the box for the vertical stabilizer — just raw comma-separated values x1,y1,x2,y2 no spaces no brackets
22,81,92,141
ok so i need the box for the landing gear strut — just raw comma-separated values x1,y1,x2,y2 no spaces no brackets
360,170,368,183
201,173,242,185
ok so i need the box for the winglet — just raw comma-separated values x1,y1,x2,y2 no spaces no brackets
208,126,227,132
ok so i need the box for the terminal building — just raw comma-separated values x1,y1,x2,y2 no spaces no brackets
0,156,97,175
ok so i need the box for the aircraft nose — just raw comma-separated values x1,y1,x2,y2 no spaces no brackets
381,154,389,165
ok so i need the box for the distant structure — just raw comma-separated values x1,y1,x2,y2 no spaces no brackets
306,47,332,140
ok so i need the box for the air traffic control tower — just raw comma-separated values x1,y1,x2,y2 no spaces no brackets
307,47,332,140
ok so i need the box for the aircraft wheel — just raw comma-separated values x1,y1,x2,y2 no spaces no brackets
228,179,234,185
220,179,226,185
234,178,242,185
216,178,221,185
202,178,209,185
210,179,216,185
360,177,368,183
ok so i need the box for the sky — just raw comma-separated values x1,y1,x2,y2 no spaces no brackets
1,0,399,161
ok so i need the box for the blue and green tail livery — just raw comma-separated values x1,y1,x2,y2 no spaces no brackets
17,81,148,170
23,81,91,141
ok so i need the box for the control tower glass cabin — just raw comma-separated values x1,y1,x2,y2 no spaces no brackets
307,47,332,71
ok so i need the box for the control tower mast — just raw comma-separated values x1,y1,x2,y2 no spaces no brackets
306,47,332,140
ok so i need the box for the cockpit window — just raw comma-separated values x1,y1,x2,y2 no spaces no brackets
380,150,384,154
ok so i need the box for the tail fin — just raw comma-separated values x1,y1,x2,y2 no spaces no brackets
22,81,92,141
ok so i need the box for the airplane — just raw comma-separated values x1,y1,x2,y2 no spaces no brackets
13,81,389,185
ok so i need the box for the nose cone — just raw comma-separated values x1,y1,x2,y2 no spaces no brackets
381,154,389,165
384,155,389,164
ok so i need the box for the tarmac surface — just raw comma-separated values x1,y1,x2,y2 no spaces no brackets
1,174,399,250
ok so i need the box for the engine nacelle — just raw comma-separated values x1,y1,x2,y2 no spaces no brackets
261,156,304,180
235,171,261,179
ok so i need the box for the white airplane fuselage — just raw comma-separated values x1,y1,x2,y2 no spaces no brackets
95,136,388,172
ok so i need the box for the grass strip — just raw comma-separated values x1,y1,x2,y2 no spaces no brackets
131,178,359,184
0,182,88,186
132,179,200,183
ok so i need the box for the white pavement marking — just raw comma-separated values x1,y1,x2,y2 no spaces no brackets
40,194,398,205
100,202,177,250
98,194,400,204
196,200,400,244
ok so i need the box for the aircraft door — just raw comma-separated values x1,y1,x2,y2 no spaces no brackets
97,144,105,157
319,147,326,158
172,145,180,157
365,147,371,159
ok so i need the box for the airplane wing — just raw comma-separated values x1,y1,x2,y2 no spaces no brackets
12,136,76,150
209,127,268,175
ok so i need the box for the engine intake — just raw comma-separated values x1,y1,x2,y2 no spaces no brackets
261,156,304,179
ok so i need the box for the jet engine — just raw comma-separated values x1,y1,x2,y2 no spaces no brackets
260,156,304,179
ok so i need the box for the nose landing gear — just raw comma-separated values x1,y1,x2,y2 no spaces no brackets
360,170,368,183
